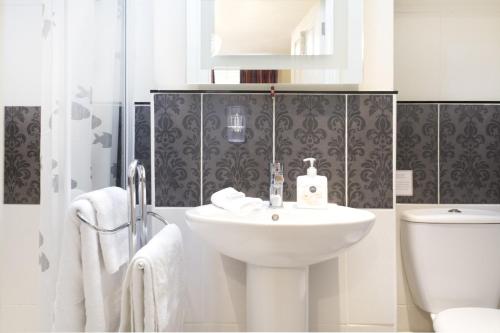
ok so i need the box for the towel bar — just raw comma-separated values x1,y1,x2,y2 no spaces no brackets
75,160,169,260
76,211,129,234
76,211,168,234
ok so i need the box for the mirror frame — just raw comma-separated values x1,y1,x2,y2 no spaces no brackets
186,0,363,85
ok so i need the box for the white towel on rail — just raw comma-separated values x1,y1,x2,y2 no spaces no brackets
119,224,185,332
78,186,129,273
54,187,128,332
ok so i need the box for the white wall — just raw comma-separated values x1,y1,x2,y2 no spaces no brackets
152,0,187,89
359,0,394,91
0,1,42,332
127,0,155,103
150,0,394,91
395,0,500,101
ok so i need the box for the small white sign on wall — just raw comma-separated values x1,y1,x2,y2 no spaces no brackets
396,170,413,196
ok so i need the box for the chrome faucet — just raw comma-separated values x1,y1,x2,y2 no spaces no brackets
269,162,284,208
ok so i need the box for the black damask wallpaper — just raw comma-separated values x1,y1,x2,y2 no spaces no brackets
440,104,500,204
152,92,396,208
4,106,41,204
276,94,346,204
396,102,500,205
202,94,273,204
348,95,394,208
154,94,201,207
135,103,152,204
397,104,438,203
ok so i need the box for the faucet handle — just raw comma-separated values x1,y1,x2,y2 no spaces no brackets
270,162,284,184
274,173,284,185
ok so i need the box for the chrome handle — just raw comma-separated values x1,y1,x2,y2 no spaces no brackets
127,160,147,260
147,211,169,226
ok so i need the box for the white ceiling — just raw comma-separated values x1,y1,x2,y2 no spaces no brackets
214,0,319,55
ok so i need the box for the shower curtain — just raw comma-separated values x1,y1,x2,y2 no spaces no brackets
39,0,124,330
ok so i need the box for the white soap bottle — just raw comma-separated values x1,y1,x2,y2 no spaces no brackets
296,158,328,209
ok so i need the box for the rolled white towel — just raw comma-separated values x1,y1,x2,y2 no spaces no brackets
210,187,245,207
227,197,265,214
211,187,264,214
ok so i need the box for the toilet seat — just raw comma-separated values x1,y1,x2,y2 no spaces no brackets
433,307,500,332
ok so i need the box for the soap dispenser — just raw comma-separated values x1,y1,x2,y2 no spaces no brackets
297,158,328,209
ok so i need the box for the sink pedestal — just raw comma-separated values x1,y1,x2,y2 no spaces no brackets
246,265,308,331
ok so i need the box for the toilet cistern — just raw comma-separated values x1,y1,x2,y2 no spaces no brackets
400,208,500,332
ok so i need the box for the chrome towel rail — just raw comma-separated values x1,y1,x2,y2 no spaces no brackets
75,159,169,261
128,159,147,259
76,211,129,234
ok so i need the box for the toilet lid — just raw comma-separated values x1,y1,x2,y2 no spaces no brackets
434,308,500,333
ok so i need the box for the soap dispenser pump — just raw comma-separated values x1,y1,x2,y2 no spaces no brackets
297,158,328,209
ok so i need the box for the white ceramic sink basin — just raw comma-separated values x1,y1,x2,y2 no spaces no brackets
186,202,375,267
185,202,375,331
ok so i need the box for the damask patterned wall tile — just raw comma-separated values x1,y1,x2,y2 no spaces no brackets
135,103,151,204
396,104,438,203
275,94,346,204
202,94,273,203
154,94,201,207
440,104,500,204
4,106,41,204
348,95,393,208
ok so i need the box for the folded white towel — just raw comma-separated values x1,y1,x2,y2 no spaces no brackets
54,196,126,332
211,187,264,214
119,224,185,332
210,187,245,206
77,187,129,274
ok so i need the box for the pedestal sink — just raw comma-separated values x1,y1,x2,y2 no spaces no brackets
185,202,375,331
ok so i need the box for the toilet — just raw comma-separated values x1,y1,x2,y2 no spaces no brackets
401,208,500,332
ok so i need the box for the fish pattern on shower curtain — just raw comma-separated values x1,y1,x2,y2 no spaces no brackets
39,0,125,330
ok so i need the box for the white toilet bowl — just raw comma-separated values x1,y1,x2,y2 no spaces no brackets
400,208,500,332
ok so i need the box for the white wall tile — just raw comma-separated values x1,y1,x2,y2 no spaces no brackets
345,209,396,326
309,257,343,331
395,2,500,101
440,15,500,101
360,0,394,90
184,322,241,332
340,323,395,332
0,205,40,306
397,304,432,332
394,13,442,101
0,2,42,106
0,305,39,333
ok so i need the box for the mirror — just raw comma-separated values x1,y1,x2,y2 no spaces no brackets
213,0,329,56
187,0,363,84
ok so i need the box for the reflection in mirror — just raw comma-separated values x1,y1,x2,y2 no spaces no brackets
213,0,329,56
